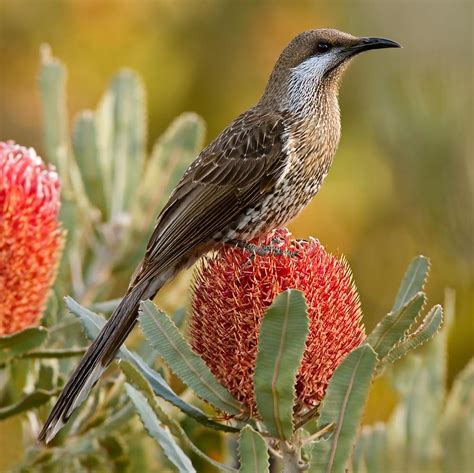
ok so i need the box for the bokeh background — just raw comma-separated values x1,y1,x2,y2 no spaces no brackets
1,0,473,470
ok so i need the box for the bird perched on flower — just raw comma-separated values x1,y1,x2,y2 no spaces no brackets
190,228,365,414
39,28,400,442
0,141,63,335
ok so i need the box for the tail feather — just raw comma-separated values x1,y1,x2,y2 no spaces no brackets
38,282,150,444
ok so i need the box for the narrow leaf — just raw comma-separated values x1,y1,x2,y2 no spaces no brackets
72,111,108,215
0,389,60,420
119,113,205,270
367,292,425,360
254,290,309,440
139,300,242,415
310,344,377,473
38,44,69,170
108,70,146,216
439,359,474,471
239,426,269,473
384,305,443,364
363,424,387,473
121,361,237,472
126,383,196,473
65,297,237,432
392,256,429,313
0,327,48,363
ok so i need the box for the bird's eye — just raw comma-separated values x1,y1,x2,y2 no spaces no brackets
316,42,330,53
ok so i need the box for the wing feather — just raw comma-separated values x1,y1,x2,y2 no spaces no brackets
133,108,290,286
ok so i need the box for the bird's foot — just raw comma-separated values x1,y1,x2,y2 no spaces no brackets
228,239,298,258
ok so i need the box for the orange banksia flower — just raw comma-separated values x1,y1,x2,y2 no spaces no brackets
190,228,365,413
0,141,63,335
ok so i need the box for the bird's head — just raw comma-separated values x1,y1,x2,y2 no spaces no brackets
260,28,400,112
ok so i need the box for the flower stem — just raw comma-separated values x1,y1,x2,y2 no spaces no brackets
280,441,305,473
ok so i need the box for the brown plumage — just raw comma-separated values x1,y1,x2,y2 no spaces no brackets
39,28,400,443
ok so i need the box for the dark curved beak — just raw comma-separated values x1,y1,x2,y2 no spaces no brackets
346,37,401,56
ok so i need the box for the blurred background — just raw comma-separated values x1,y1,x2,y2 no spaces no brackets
1,0,473,470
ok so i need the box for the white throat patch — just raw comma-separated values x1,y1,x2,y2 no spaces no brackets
287,52,339,112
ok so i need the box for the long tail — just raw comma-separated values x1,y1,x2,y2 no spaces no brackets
38,280,153,443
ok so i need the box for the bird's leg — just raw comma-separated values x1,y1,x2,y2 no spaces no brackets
228,239,298,257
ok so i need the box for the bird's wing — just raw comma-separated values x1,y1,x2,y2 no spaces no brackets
133,109,290,285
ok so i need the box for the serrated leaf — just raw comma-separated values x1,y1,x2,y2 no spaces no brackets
72,111,108,215
384,305,443,364
121,360,237,472
239,426,269,473
0,327,48,363
65,297,238,432
254,290,309,440
367,292,425,361
310,344,377,473
139,300,242,415
0,389,59,420
392,256,429,313
126,383,196,473
386,309,448,463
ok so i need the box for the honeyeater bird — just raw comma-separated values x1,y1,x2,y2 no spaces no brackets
39,28,400,443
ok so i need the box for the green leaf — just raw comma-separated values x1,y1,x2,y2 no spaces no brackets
139,300,242,415
89,298,122,314
38,44,69,171
239,426,269,473
363,424,387,473
99,435,130,473
145,112,205,210
72,111,108,215
439,359,474,471
367,292,425,361
254,290,309,440
65,297,238,432
108,70,146,216
0,327,48,363
386,313,448,463
384,305,443,364
121,361,237,472
126,383,196,473
118,113,205,270
310,344,377,473
0,389,60,420
351,427,368,473
392,256,429,313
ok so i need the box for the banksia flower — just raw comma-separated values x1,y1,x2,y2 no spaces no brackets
0,141,63,335
190,228,365,413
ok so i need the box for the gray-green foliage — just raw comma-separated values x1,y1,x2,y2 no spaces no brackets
351,291,471,473
254,290,309,440
2,47,207,472
138,300,242,415
309,345,377,473
238,426,269,473
38,46,204,303
3,47,469,473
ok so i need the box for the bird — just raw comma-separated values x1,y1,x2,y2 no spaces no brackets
38,28,400,443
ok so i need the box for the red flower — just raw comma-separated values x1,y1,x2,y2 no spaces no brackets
0,141,63,335
190,228,365,413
